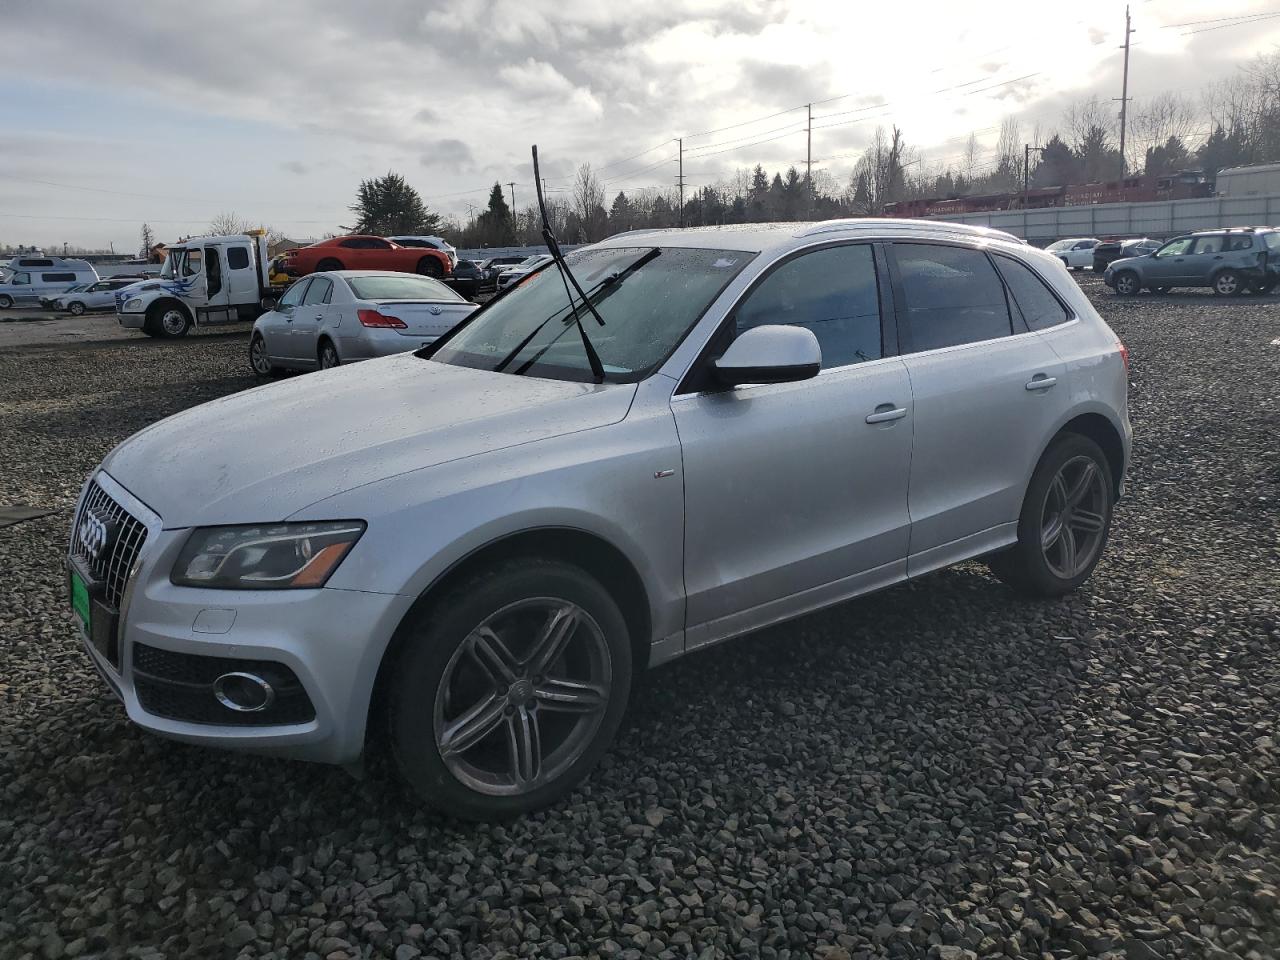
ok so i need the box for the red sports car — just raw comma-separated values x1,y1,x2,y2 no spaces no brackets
281,236,451,279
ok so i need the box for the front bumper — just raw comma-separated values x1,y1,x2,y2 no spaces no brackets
73,471,414,765
117,310,145,329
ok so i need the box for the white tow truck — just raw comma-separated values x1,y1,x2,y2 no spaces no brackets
117,230,281,338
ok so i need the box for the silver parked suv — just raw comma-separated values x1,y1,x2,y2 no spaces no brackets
67,219,1131,819
1104,226,1280,296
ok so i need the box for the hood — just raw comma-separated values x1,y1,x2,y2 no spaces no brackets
1106,254,1148,272
102,355,637,527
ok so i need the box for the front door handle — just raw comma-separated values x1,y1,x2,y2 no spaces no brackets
1026,375,1058,391
865,404,907,424
315,313,324,320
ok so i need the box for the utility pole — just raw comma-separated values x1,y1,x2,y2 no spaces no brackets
806,103,813,218
1023,144,1044,209
1116,4,1135,181
676,138,684,228
506,181,517,226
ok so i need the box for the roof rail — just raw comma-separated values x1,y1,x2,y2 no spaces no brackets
797,218,1025,244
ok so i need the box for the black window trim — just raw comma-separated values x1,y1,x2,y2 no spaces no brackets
988,251,1077,332
674,238,898,395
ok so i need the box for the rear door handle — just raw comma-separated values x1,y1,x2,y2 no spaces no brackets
865,404,907,424
1026,375,1057,391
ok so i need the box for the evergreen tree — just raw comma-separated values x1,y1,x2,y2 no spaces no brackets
476,183,514,245
139,223,155,259
608,191,632,232
348,172,441,235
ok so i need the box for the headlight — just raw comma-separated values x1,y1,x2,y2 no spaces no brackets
171,521,365,589
123,298,143,311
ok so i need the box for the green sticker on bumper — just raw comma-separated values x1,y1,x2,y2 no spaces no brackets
70,571,90,628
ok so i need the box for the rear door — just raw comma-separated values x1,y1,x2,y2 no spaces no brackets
886,241,1070,573
1181,234,1227,284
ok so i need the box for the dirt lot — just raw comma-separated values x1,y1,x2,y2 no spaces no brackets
1,278,1278,960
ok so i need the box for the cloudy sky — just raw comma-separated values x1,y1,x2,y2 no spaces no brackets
2,0,1278,251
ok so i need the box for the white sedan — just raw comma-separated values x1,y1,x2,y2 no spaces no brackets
1045,238,1100,270
249,270,477,376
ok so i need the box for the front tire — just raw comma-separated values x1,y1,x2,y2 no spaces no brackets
0,295,12,309
68,301,86,316
988,434,1114,598
417,257,445,279
249,332,283,377
1112,271,1140,296
390,559,632,820
144,303,191,338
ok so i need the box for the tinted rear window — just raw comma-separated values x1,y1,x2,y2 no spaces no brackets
347,275,462,301
994,256,1070,331
227,247,251,269
893,243,1013,351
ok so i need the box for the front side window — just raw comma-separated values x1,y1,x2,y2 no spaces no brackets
278,279,309,308
893,243,1013,352
1155,237,1193,257
1192,235,1224,254
994,256,1070,331
432,246,754,383
339,239,362,249
11,272,30,285
735,244,881,368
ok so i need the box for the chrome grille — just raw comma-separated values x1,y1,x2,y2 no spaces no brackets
70,479,148,608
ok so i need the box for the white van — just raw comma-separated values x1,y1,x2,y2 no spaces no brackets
0,258,100,308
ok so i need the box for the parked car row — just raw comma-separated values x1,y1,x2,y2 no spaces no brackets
1103,226,1280,296
42,277,147,314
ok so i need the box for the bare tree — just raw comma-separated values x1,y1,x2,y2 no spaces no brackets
571,163,607,241
1128,92,1200,172
849,126,914,214
208,211,256,236
1064,97,1115,148
962,133,980,181
991,117,1023,191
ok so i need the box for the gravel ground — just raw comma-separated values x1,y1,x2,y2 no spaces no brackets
1,282,1278,960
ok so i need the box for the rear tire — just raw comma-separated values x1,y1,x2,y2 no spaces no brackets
249,332,283,377
1213,270,1243,296
318,338,340,370
1112,271,1140,296
417,257,445,279
316,258,343,271
390,559,632,820
987,433,1114,598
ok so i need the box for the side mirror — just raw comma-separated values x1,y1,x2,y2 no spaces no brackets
261,296,278,310
713,324,821,387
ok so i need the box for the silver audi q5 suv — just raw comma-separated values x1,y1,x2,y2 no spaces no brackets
68,219,1131,819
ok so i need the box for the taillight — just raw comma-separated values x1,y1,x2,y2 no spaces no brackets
1117,341,1130,371
358,309,406,329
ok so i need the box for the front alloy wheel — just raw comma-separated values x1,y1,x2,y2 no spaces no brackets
391,559,631,819
1113,271,1140,296
69,301,86,316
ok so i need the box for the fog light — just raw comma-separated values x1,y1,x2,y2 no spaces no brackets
212,672,275,712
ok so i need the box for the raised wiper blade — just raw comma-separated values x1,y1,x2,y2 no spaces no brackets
533,144,605,383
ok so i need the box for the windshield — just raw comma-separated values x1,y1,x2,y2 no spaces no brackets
348,274,463,302
159,253,175,279
430,245,753,383
1046,240,1071,251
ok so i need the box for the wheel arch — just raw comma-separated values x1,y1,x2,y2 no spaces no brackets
365,525,654,749
146,296,193,322
1041,411,1126,500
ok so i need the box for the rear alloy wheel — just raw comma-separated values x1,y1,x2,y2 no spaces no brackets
318,340,340,369
390,559,631,819
988,433,1114,597
417,257,445,279
1112,271,1140,296
1213,270,1243,296
249,333,283,377
1251,279,1275,296
68,301,86,316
